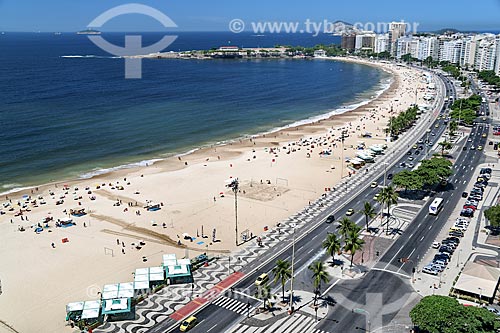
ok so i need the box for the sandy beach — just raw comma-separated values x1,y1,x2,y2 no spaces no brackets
0,58,435,332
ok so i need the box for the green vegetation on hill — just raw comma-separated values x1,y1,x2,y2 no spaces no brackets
410,295,500,333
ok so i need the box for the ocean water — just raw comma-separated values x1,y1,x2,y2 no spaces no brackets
0,32,390,192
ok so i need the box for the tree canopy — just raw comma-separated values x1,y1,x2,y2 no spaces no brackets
478,70,500,89
449,94,482,126
392,170,424,192
484,205,500,227
410,295,499,333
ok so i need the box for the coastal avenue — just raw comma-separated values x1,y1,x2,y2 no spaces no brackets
153,70,476,333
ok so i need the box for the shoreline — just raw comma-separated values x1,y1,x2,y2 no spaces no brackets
0,57,391,197
0,58,433,332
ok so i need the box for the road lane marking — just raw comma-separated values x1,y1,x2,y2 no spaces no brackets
371,267,411,279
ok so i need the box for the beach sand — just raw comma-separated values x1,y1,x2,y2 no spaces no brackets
0,58,435,332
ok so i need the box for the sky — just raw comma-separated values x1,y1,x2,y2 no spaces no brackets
1,0,499,32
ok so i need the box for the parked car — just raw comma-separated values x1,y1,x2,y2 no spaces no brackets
461,192,468,198
432,242,440,249
423,266,438,275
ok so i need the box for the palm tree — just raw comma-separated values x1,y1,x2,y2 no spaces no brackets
255,283,272,310
308,261,330,305
361,202,376,231
272,259,291,302
344,229,365,268
322,233,341,265
438,140,453,156
337,217,353,240
377,185,398,233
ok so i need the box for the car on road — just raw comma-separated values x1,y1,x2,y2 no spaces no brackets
370,182,378,188
487,307,500,316
482,133,487,138
346,208,355,216
408,163,414,168
418,139,423,144
470,146,476,150
435,124,439,128
461,192,468,198
180,316,197,332
468,138,473,142
412,145,418,149
373,193,380,201
255,273,269,286
325,215,336,224
399,162,406,168
408,157,414,161
418,145,424,150
407,151,412,155
387,174,393,180
478,146,483,151
415,150,420,155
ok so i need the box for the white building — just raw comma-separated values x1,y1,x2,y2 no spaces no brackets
374,34,390,54
396,36,419,59
355,31,376,53
439,39,462,64
389,22,408,56
460,36,480,68
475,37,497,71
495,35,500,76
418,36,439,61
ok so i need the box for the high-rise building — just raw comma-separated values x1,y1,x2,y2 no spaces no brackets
418,36,439,61
395,36,419,59
341,34,356,52
475,37,497,71
388,21,408,56
439,39,462,64
460,36,481,68
495,35,500,76
374,34,390,54
355,32,376,53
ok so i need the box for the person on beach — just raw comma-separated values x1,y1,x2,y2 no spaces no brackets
116,239,120,245
51,243,55,248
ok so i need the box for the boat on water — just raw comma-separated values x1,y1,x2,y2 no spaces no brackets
77,29,101,35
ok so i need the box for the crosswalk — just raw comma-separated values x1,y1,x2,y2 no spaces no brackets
230,313,330,333
212,296,250,315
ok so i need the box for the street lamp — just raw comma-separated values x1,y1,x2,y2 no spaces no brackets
227,179,239,247
478,287,483,304
456,249,462,268
340,130,348,189
289,223,297,314
353,308,371,332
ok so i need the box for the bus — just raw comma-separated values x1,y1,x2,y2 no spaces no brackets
429,198,444,215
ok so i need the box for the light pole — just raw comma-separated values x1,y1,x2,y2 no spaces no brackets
340,130,348,189
229,179,239,247
478,287,483,304
289,223,296,314
457,249,462,268
353,308,371,332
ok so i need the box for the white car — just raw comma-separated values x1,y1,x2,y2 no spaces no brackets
423,266,438,275
432,242,440,249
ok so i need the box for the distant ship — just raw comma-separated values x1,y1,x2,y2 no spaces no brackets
54,32,62,35
77,29,101,35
